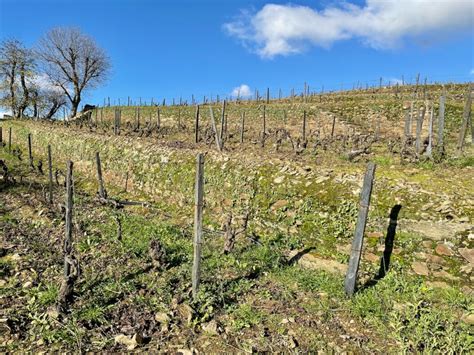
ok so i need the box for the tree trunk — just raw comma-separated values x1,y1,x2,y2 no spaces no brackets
17,64,29,117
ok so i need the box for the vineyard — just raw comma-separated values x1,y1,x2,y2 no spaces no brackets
1,83,473,352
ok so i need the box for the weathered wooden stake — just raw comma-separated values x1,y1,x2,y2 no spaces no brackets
403,108,410,139
209,107,222,151
28,133,33,167
344,162,376,296
157,107,161,129
240,112,245,143
194,105,200,143
220,101,226,143
48,145,53,204
0,127,2,144
261,105,266,147
266,87,270,104
302,110,307,142
426,104,434,157
438,91,445,155
415,104,425,154
64,160,74,277
457,85,472,153
192,153,204,300
8,127,11,152
331,116,336,138
96,152,107,199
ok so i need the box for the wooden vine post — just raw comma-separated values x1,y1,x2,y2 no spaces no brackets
8,127,12,152
209,107,222,152
47,145,53,204
261,105,266,147
95,152,107,199
0,127,2,144
240,112,245,143
457,84,472,153
157,107,161,130
27,133,33,167
344,162,376,296
220,101,226,144
192,153,204,300
426,105,434,157
57,160,78,312
331,116,336,138
438,90,446,156
194,105,200,143
403,108,410,139
415,104,426,154
302,110,307,142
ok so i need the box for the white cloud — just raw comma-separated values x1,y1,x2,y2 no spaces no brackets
470,69,474,75
224,1,474,58
231,84,252,98
28,73,62,93
0,108,13,118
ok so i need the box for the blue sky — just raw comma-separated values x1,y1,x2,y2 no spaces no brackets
0,0,473,106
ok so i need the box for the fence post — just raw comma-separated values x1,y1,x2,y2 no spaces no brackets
192,153,204,300
96,152,107,199
403,108,410,139
261,105,266,147
0,127,2,144
415,104,426,154
426,104,434,157
28,133,33,167
331,116,336,138
64,160,74,278
8,127,12,152
457,84,472,153
209,107,222,152
302,110,307,142
220,100,226,144
157,107,161,130
344,162,376,296
195,105,200,143
240,112,245,143
48,145,53,204
438,91,445,156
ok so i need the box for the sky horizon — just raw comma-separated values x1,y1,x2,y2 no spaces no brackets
0,0,473,111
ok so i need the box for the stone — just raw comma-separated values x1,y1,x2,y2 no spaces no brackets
432,270,458,281
202,320,219,335
435,244,453,256
460,264,472,274
271,200,288,211
287,250,346,274
426,254,445,264
177,304,194,324
274,176,285,184
459,248,474,265
411,261,429,276
154,312,170,324
398,220,472,241
461,313,474,325
114,333,144,350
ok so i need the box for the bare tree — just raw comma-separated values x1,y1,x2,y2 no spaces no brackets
0,39,35,117
27,73,67,119
37,27,110,118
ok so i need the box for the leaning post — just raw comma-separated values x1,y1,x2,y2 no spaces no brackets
344,162,376,296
